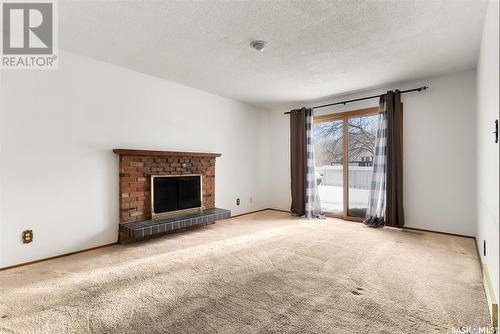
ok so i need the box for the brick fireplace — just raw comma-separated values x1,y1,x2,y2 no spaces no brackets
113,149,230,243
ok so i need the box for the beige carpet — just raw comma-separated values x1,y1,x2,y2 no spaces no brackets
0,210,490,333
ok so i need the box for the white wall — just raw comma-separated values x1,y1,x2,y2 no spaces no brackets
476,0,499,311
0,50,269,268
268,69,478,236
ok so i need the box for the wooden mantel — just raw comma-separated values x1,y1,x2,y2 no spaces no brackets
113,149,222,158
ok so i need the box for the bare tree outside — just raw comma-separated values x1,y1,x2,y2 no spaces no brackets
314,120,343,167
347,116,377,165
313,116,378,167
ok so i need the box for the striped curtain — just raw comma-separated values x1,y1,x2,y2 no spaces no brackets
363,97,387,226
305,108,322,219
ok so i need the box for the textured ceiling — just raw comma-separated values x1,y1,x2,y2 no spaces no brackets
60,0,488,109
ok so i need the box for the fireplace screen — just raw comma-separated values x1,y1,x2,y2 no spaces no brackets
151,174,202,217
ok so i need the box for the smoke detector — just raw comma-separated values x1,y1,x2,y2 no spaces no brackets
250,40,267,52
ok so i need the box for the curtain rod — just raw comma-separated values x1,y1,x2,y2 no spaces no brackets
283,86,428,114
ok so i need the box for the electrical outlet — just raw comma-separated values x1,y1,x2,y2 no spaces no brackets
22,230,33,244
236,198,240,206
484,240,487,257
249,196,253,204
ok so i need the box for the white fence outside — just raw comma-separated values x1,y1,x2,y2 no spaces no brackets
316,166,373,189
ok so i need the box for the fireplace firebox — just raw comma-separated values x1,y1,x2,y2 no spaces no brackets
151,174,202,218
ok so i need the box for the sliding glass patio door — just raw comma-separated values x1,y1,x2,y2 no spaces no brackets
313,108,378,221
347,113,378,218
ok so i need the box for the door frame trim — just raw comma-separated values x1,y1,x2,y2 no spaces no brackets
314,105,403,222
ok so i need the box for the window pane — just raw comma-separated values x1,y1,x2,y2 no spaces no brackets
313,119,343,215
347,114,378,217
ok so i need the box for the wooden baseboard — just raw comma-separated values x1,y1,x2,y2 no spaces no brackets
220,208,291,220
402,226,474,239
0,242,117,272
225,208,272,219
265,208,291,213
